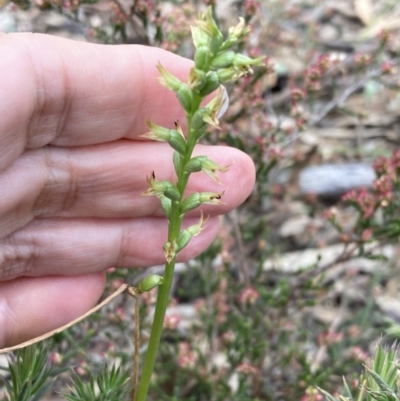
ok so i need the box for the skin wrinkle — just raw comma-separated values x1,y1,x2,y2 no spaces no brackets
21,36,52,150
0,296,17,346
117,218,163,266
53,55,74,145
58,147,80,214
117,222,132,269
0,142,252,242
0,240,27,281
68,142,143,217
0,35,194,171
88,49,130,127
1,70,30,164
126,46,147,135
0,216,219,279
15,35,74,149
0,154,42,238
51,43,155,146
33,148,58,217
0,45,33,173
61,143,150,217
34,146,79,217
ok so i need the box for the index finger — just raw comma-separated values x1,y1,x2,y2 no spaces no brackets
0,33,192,171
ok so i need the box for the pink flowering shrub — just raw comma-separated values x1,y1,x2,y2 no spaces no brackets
334,149,400,246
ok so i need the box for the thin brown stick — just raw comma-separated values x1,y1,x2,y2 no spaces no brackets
296,243,357,287
133,298,140,401
111,0,130,23
0,283,130,354
126,286,140,401
307,67,386,127
229,210,251,286
310,309,344,373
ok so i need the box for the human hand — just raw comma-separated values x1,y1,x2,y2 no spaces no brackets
0,33,255,348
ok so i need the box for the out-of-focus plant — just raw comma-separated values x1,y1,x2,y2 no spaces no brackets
64,364,130,401
324,149,400,255
0,343,63,401
319,344,400,401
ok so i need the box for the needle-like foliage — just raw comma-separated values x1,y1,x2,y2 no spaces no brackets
0,343,62,401
63,364,130,401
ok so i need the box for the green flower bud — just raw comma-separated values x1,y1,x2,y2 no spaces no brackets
221,17,251,49
180,193,201,214
191,109,208,132
159,195,171,217
169,134,186,155
185,155,229,183
169,122,187,155
142,120,174,141
180,191,224,214
198,191,224,204
233,54,265,70
141,172,178,199
157,63,193,113
176,230,192,253
185,156,203,173
173,151,182,176
217,67,242,83
190,6,223,54
176,213,207,252
195,46,210,71
191,87,225,132
188,68,206,90
198,71,220,96
138,275,163,294
209,34,224,55
142,120,187,155
157,62,185,92
229,17,250,40
176,86,194,114
164,186,181,202
196,7,222,40
141,172,167,197
191,25,209,49
210,51,235,69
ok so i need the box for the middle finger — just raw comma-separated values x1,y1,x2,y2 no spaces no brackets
0,140,253,238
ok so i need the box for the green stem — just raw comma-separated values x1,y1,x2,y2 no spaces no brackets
134,258,177,401
134,199,182,401
135,195,183,401
135,108,198,401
